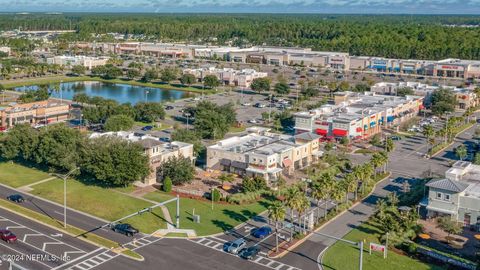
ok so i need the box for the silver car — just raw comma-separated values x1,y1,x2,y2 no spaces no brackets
224,238,246,254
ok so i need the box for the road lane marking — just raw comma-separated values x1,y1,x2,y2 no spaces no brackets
0,240,52,269
51,247,104,270
43,242,63,251
22,233,42,242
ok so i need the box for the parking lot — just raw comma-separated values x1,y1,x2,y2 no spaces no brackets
0,209,96,270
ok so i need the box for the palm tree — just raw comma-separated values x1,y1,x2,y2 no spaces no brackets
284,186,302,239
317,173,336,220
423,125,435,153
311,181,328,221
370,153,383,176
295,194,311,234
217,173,234,189
268,201,286,252
331,182,345,212
360,163,374,195
352,165,363,201
384,137,395,153
343,173,356,204
375,198,389,225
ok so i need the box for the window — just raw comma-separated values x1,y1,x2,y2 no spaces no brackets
436,192,443,200
445,194,450,201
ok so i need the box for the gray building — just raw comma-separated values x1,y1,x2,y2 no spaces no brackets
424,161,480,227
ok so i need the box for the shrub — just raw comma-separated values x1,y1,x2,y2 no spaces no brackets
226,191,263,204
212,188,221,202
162,176,172,192
242,176,269,192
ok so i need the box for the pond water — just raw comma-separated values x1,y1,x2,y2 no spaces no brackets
15,81,190,104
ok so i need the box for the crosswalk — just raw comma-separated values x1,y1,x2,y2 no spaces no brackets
190,237,302,270
61,235,161,270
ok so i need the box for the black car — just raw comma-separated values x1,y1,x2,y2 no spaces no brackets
141,126,153,131
7,194,25,203
111,223,139,236
238,246,261,260
165,105,174,110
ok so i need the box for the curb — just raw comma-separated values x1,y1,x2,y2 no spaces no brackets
430,122,475,158
270,172,392,259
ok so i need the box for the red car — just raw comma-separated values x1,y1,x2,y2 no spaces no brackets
0,230,17,243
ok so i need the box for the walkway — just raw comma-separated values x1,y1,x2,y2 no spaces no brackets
17,176,58,192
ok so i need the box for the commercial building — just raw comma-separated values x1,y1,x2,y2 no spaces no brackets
89,131,194,186
46,55,109,69
424,161,480,228
0,100,70,130
206,127,323,184
371,81,479,110
183,67,268,88
294,92,423,140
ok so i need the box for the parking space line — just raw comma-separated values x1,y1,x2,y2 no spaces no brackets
43,241,63,251
0,240,52,269
6,225,25,230
210,236,227,243
22,233,43,242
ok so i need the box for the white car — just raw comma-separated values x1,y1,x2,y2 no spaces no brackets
248,119,258,124
242,103,252,106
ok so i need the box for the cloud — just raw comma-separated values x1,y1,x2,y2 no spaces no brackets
0,0,479,13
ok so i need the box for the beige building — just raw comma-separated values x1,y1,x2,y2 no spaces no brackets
294,92,424,140
183,67,268,88
89,132,194,186
0,100,70,131
46,55,109,69
206,127,322,185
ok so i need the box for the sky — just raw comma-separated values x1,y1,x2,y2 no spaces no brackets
2,0,480,14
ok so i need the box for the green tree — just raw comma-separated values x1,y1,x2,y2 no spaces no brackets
82,136,149,186
193,101,236,139
455,145,467,161
268,201,286,252
71,65,86,75
431,88,457,116
203,75,220,89
251,77,271,92
171,128,203,156
157,156,195,185
274,82,290,95
163,176,172,192
104,115,134,131
422,125,436,153
396,87,414,97
160,67,178,83
218,173,234,187
437,217,463,243
180,73,196,86
0,124,39,161
126,69,141,80
301,87,318,98
134,102,166,123
142,69,158,82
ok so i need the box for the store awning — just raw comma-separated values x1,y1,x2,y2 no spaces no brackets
316,129,328,136
356,127,363,132
332,129,348,136
426,205,456,215
387,116,395,122
282,158,292,168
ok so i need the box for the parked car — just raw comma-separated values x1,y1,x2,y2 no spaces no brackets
0,230,17,243
239,246,261,260
390,136,402,141
224,238,246,254
248,119,258,124
111,223,139,237
141,126,154,131
254,103,266,108
251,226,272,238
165,105,174,110
242,103,251,106
7,194,25,203
159,137,171,142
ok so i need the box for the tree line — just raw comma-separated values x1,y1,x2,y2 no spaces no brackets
0,124,150,186
2,14,480,60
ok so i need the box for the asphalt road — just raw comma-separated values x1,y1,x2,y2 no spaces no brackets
0,208,96,270
277,120,479,270
0,184,132,245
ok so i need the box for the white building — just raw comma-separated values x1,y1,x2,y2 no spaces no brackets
183,67,268,88
46,55,109,69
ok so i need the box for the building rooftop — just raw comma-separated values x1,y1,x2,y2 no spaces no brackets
426,178,470,193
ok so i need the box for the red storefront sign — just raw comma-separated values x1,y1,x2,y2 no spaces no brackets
316,129,328,135
332,129,348,136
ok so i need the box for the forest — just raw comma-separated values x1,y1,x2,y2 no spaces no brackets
2,13,480,60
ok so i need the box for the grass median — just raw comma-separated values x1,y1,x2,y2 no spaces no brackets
322,223,442,270
29,178,167,234
0,199,143,260
144,191,270,236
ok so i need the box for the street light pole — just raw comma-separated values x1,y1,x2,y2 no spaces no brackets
358,241,364,270
53,167,79,228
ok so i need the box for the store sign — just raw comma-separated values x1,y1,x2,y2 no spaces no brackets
329,58,344,63
369,243,387,258
373,60,387,65
439,65,461,70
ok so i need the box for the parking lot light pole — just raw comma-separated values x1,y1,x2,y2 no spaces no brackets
358,241,364,270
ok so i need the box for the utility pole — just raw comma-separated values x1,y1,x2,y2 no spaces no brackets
176,194,180,228
359,241,364,270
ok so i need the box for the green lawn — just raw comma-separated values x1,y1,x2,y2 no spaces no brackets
29,178,167,233
143,191,270,236
322,223,444,270
0,162,51,188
